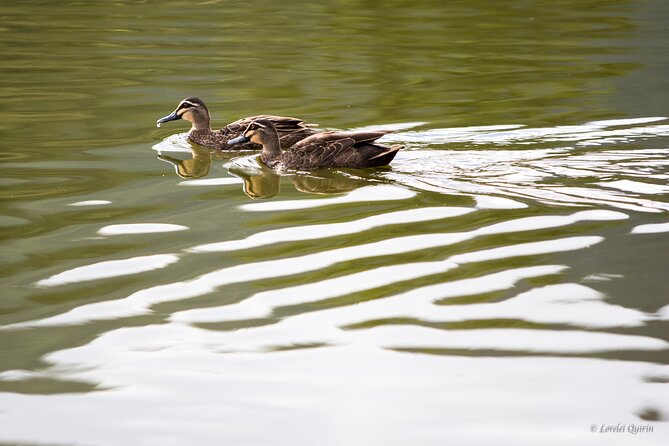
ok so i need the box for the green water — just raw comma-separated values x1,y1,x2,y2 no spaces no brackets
1,1,669,444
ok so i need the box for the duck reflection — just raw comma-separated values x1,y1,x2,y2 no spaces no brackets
292,171,370,195
158,148,377,198
229,162,281,198
229,158,373,199
158,145,212,179
157,145,253,179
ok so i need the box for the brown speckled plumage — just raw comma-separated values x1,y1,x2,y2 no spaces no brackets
229,119,403,170
157,97,317,150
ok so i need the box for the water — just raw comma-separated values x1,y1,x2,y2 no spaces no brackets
1,1,669,444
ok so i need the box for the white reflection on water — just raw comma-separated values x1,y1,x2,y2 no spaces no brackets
191,207,474,253
0,326,667,446
346,283,651,329
34,254,180,288
473,195,527,209
171,259,459,323
447,236,602,264
388,148,669,213
172,265,566,324
98,223,188,236
353,326,668,353
376,117,669,217
68,200,111,206
238,185,415,211
474,210,627,234
631,222,669,234
597,180,669,195
15,209,622,327
170,268,657,352
384,117,668,146
349,121,428,132
660,305,669,320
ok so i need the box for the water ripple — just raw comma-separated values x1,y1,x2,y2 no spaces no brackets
631,222,669,234
447,236,603,264
34,254,180,288
388,145,669,214
172,265,566,325
68,200,111,207
353,326,668,354
14,209,625,328
191,207,474,253
98,223,188,236
238,185,415,212
385,117,668,146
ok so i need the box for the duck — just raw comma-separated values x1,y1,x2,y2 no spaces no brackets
228,119,403,170
156,97,318,150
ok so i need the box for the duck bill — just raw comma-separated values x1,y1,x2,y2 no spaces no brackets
228,135,250,145
156,111,180,127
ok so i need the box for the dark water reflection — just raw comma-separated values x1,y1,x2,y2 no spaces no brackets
1,1,669,445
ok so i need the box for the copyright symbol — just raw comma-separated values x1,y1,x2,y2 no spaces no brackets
590,424,598,432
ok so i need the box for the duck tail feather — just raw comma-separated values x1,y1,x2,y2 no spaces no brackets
369,145,403,160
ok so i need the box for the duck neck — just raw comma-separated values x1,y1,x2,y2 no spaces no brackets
260,128,282,161
188,119,213,146
190,115,211,132
187,125,217,149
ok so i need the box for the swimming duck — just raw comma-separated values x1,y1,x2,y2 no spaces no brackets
228,119,403,170
156,97,318,150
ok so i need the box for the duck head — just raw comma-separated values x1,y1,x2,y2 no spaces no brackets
157,97,211,130
228,119,277,145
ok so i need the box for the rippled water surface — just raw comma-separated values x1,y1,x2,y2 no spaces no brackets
1,1,669,444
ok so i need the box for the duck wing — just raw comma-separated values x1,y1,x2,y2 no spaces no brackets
283,131,392,169
222,115,318,150
224,115,318,150
226,115,315,134
291,131,388,151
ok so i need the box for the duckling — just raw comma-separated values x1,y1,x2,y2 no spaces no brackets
156,97,317,150
228,119,403,170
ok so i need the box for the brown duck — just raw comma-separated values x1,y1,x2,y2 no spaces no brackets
228,119,403,170
156,97,317,150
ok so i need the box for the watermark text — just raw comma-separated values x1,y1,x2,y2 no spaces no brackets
589,423,654,434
